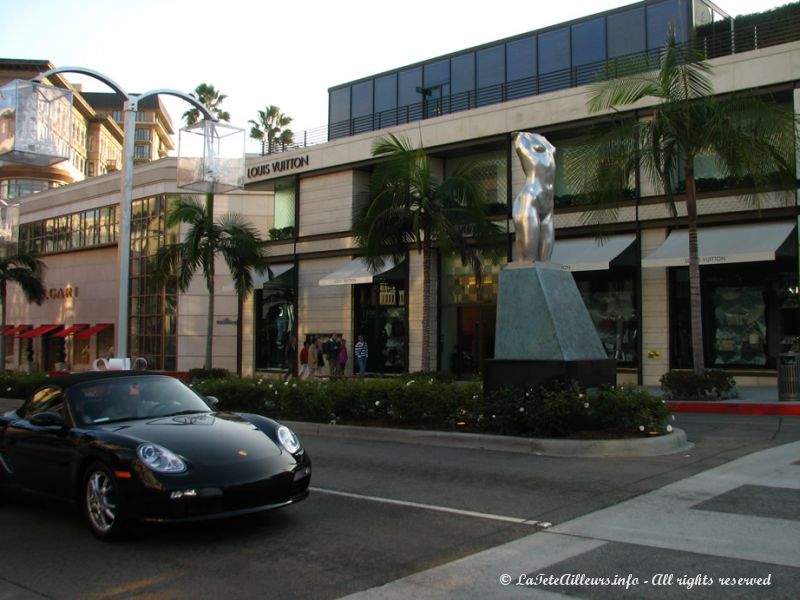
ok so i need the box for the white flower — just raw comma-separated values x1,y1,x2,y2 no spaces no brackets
519,407,525,413
257,379,263,385
406,380,415,387
429,378,434,384
666,425,673,433
584,402,589,408
472,395,479,400
284,381,289,386
268,383,273,389
5,387,10,392
672,415,676,421
292,383,297,388
639,425,645,432
375,400,380,407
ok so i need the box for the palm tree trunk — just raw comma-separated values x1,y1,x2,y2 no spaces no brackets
0,283,6,373
205,192,215,369
685,165,705,374
421,240,432,372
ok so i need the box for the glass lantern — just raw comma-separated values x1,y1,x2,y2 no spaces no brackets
0,79,73,166
177,120,244,193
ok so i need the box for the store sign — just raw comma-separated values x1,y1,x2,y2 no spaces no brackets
247,155,310,180
46,286,78,300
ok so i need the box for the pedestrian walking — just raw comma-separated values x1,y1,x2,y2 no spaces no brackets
315,337,326,378
338,337,348,377
298,340,311,380
285,336,298,381
325,334,341,377
354,334,368,379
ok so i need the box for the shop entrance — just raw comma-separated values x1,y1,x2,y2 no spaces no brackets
454,306,495,378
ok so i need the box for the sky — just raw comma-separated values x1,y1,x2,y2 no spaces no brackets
0,0,787,154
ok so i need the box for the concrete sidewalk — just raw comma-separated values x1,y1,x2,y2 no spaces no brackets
341,439,800,599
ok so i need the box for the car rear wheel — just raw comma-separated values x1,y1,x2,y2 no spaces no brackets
83,462,127,541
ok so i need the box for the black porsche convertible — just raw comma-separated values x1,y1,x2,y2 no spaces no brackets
0,371,311,540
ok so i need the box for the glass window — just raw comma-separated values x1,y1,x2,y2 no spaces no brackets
451,53,475,112
398,67,422,108
354,280,407,375
476,45,505,107
670,253,797,370
22,387,64,419
272,180,296,236
375,74,398,128
255,266,296,371
574,268,639,366
607,8,646,59
571,18,606,84
538,27,571,92
351,80,373,134
506,36,537,99
647,0,686,49
446,150,507,214
328,87,350,139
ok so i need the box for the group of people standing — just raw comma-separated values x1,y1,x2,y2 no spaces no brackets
288,333,369,380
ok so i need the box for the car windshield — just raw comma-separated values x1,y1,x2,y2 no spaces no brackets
68,376,212,425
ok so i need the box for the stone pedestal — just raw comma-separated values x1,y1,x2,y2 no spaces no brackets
485,262,615,393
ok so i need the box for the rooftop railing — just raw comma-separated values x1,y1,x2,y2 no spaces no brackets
262,14,800,155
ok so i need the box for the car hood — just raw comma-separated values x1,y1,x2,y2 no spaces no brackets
96,412,285,468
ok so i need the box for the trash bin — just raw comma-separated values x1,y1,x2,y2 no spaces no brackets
778,352,800,402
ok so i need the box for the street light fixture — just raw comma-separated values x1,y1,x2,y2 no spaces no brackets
9,66,236,362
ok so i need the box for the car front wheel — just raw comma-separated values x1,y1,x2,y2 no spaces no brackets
83,462,126,541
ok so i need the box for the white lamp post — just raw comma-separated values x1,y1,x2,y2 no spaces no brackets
25,67,230,362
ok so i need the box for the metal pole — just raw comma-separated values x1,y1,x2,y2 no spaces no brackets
117,96,137,360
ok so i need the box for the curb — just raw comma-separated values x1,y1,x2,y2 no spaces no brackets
285,421,693,458
666,401,800,416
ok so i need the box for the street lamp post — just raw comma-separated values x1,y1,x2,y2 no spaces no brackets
30,68,218,362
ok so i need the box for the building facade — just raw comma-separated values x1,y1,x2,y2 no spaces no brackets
1,0,798,387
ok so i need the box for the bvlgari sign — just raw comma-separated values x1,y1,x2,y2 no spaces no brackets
247,154,309,180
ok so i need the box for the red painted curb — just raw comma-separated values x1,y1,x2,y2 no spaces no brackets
666,402,800,416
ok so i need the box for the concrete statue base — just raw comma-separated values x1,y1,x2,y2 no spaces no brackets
485,262,616,393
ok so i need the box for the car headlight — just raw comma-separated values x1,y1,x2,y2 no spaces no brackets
137,443,187,473
277,426,302,454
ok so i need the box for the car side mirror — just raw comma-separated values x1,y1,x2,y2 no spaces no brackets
30,411,67,428
206,396,220,408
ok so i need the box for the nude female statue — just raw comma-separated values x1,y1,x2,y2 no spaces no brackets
511,132,556,262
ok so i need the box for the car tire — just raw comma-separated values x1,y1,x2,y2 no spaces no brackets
82,462,127,541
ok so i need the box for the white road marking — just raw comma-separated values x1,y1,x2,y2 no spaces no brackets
310,486,551,528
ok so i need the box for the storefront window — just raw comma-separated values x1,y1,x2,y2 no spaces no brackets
670,257,797,370
255,267,296,371
440,252,504,377
354,279,407,375
574,271,639,366
445,150,507,215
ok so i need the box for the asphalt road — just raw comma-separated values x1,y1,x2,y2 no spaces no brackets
0,413,798,599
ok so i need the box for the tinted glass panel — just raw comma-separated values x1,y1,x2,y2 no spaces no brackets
607,8,646,58
572,18,606,84
506,36,537,99
572,18,605,65
451,53,475,111
375,74,397,128
328,87,350,139
647,0,686,49
476,45,504,106
398,67,422,107
538,27,570,92
351,80,373,134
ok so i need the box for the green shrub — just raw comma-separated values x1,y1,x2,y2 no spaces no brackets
193,375,669,438
0,372,49,400
189,368,230,382
482,381,670,437
660,370,737,401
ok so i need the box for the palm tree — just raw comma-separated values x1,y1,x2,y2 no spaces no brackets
566,34,797,374
0,251,46,372
354,133,505,372
156,197,269,369
249,105,293,155
183,83,231,125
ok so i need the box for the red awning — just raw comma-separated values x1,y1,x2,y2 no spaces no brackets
4,325,30,337
52,324,89,338
74,324,113,340
18,324,62,338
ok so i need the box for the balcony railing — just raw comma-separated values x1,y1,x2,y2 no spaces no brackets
261,14,800,155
